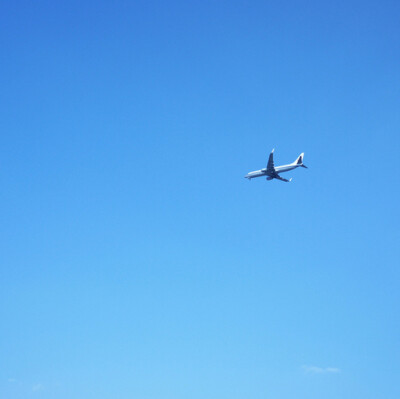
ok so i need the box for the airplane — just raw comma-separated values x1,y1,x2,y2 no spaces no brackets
245,149,307,182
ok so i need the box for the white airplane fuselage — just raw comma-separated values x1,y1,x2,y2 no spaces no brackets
245,163,300,179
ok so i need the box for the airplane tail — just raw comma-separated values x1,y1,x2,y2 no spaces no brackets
294,153,308,168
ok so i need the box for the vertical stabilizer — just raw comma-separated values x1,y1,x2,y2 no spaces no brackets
294,153,307,168
294,153,304,164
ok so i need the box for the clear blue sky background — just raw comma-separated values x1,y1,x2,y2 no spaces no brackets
1,1,399,398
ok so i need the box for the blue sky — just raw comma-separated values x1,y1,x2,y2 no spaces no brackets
1,1,399,398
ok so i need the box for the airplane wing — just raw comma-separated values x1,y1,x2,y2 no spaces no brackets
266,149,275,172
274,174,292,183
